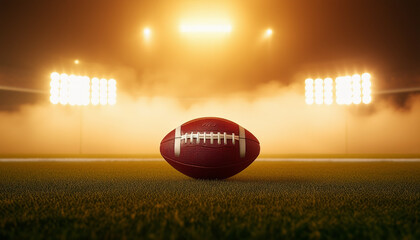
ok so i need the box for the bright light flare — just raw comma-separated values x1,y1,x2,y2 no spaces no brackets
361,73,372,104
324,78,333,105
306,72,371,105
74,59,79,64
314,78,324,105
305,78,314,105
336,76,352,105
180,24,232,33
265,28,273,37
50,72,116,106
143,27,151,38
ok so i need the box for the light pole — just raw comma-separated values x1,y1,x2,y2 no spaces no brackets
305,73,372,154
50,72,117,155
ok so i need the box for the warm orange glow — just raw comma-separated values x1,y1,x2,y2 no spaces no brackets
180,24,232,33
74,59,79,64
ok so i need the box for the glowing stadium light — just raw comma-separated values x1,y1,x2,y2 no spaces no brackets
305,78,314,105
362,73,371,81
180,24,232,33
91,77,100,106
144,28,151,37
99,78,108,105
265,28,273,37
50,73,116,106
336,76,352,105
324,78,333,105
50,72,60,104
361,72,372,104
351,74,361,104
314,78,324,104
107,79,117,106
305,73,372,105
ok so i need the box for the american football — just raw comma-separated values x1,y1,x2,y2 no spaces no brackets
160,117,260,179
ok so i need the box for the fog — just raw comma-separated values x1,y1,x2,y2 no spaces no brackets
1,79,419,155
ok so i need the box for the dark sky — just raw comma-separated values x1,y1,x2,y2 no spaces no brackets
0,0,419,111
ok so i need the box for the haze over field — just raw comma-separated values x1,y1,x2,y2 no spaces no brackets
1,81,419,155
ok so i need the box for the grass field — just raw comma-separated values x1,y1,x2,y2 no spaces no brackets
1,161,419,239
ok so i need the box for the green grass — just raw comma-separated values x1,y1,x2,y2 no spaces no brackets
0,161,419,239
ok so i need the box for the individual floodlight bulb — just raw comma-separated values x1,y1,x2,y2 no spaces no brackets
363,88,372,96
82,76,90,84
108,85,117,92
69,74,77,82
362,73,371,81
305,85,314,92
92,77,99,85
362,81,371,88
352,74,361,82
324,92,333,98
353,97,362,104
50,96,59,104
324,78,333,85
60,73,68,81
305,91,314,97
144,28,151,37
50,79,60,89
363,96,372,104
305,78,313,85
100,78,107,86
108,79,116,86
50,88,59,96
51,72,60,81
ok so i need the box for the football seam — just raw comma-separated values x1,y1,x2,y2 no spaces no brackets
161,137,259,144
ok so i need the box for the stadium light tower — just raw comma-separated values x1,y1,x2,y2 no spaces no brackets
305,73,372,154
50,72,117,155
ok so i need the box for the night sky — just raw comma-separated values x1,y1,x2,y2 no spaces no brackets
0,0,419,111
